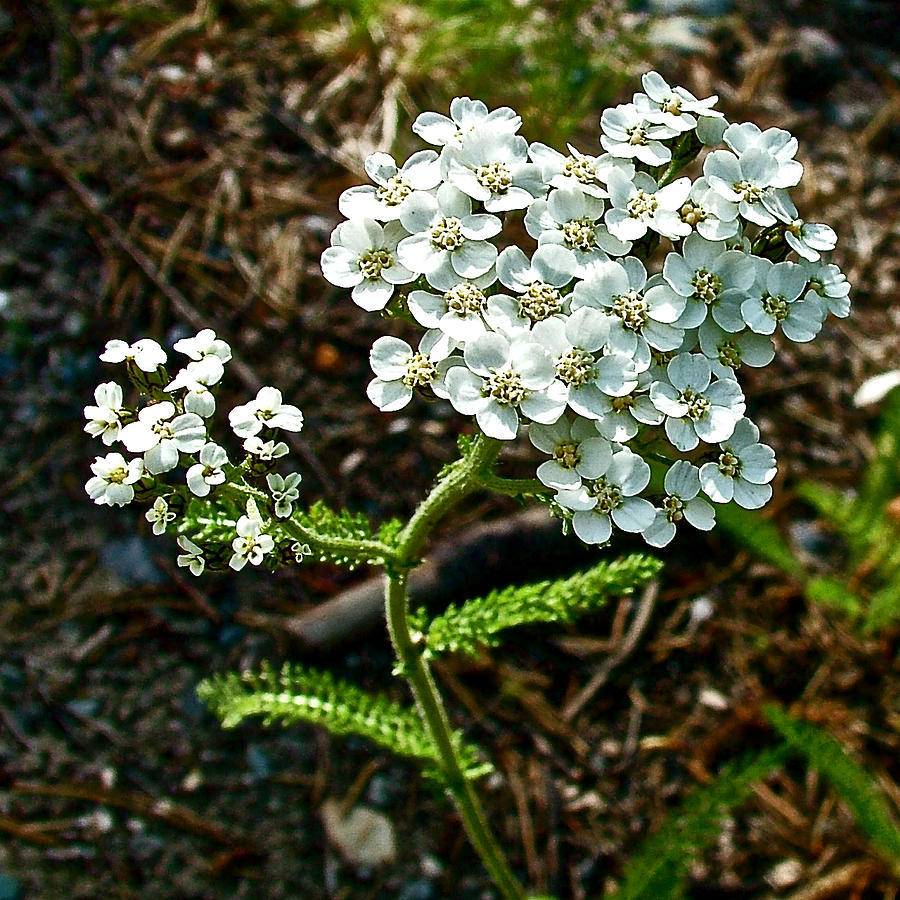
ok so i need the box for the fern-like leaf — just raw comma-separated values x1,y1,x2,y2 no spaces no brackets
418,554,662,658
197,662,492,781
290,501,400,568
765,705,900,874
614,745,788,900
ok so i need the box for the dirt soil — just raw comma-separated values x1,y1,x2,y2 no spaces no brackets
1,2,899,898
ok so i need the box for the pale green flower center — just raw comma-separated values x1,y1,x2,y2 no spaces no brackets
679,388,710,422
611,394,635,413
612,289,648,331
585,476,623,513
358,248,394,280
734,179,763,203
564,155,600,185
717,340,742,369
444,283,486,317
562,218,598,252
376,176,412,206
661,96,682,115
651,349,676,368
519,282,562,322
626,125,648,146
786,218,804,237
555,348,596,386
691,268,723,305
402,352,438,388
107,465,129,484
553,441,581,469
679,201,707,226
761,293,789,321
484,368,527,406
663,494,685,522
717,450,741,477
476,161,512,195
430,217,465,251
627,189,658,219
152,420,175,440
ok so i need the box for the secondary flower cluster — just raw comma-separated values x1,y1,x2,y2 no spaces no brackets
322,73,850,546
84,332,310,574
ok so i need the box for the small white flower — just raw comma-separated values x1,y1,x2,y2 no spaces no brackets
242,436,289,459
119,401,207,474
185,442,229,497
650,353,746,451
556,447,655,545
291,541,312,563
528,142,627,199
366,332,455,412
176,535,205,576
605,169,692,242
571,256,685,355
397,183,502,288
675,176,741,241
229,514,275,571
529,415,613,491
145,496,176,535
492,244,577,327
532,307,638,419
741,259,827,343
267,472,302,518
229,387,304,439
407,273,495,343
525,187,631,275
85,452,144,507
173,329,232,364
699,417,776,508
165,356,225,417
600,103,679,165
800,261,851,318
783,219,837,262
442,130,543,212
84,382,127,445
654,233,757,332
722,122,803,188
697,319,774,377
633,71,722,133
412,97,521,148
703,148,797,227
339,150,441,221
99,338,167,372
445,331,566,440
642,460,716,547
592,375,664,442
320,219,415,311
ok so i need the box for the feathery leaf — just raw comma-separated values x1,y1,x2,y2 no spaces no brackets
419,554,662,658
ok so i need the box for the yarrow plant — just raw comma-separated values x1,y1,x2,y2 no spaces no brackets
85,75,850,899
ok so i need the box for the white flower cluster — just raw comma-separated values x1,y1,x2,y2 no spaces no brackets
322,73,850,547
84,330,306,574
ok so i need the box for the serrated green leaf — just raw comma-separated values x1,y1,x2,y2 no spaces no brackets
765,705,900,874
197,662,491,781
419,554,662,658
614,745,788,900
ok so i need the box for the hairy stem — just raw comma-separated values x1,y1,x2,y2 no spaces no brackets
385,433,526,900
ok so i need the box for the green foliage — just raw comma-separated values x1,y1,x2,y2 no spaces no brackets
293,500,401,568
197,662,492,781
764,705,900,874
418,554,662,658
614,746,788,900
323,0,642,146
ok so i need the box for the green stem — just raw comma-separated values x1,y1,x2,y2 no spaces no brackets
385,433,526,900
